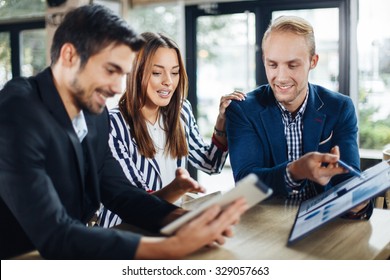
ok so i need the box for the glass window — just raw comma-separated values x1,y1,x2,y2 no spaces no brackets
106,3,182,109
358,0,390,151
127,4,181,42
0,0,46,20
194,11,256,190
272,8,340,92
196,12,256,138
0,31,11,88
20,29,46,77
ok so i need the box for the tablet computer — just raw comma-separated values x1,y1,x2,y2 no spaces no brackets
160,173,273,235
287,160,390,244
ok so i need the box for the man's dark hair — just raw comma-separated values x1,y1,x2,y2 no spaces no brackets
50,4,144,67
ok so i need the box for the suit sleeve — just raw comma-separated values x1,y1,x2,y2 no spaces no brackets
327,97,360,187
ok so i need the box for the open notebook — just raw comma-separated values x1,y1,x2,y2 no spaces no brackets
288,160,390,244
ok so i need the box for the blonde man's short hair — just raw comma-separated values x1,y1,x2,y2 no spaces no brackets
262,15,316,57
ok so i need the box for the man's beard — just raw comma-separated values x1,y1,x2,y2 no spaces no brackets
70,77,104,115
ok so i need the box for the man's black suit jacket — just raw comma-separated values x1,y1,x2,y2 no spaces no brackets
0,68,177,259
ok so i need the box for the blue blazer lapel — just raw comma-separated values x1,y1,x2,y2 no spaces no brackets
302,85,326,153
260,103,288,165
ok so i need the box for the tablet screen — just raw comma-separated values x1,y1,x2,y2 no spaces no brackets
288,161,390,244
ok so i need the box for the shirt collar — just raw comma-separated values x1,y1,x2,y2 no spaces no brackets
72,110,88,142
276,89,309,121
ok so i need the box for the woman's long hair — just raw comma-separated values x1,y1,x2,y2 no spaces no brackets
119,32,189,158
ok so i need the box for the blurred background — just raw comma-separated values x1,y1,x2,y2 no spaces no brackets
1,0,389,192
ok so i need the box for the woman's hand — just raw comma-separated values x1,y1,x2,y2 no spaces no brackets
218,90,246,119
213,90,246,147
170,167,206,194
153,168,205,203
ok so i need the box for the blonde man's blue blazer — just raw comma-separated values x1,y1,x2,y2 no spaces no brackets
226,83,360,197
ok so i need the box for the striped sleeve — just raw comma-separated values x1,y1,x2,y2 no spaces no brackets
182,100,228,175
99,108,158,228
108,108,151,191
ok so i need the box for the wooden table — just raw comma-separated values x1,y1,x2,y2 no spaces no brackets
12,200,390,260
185,199,390,260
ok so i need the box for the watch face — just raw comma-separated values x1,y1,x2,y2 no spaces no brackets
214,127,226,137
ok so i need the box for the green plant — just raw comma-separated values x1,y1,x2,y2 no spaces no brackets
359,87,390,150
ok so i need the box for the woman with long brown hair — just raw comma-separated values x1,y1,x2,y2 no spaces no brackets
99,32,245,228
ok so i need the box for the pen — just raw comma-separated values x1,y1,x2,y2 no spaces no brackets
337,159,363,178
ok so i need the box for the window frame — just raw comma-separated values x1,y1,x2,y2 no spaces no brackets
185,0,351,112
0,18,45,78
185,0,352,179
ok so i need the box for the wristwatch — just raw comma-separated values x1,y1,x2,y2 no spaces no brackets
214,126,226,137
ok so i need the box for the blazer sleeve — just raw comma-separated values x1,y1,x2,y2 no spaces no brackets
327,97,360,188
182,100,229,175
